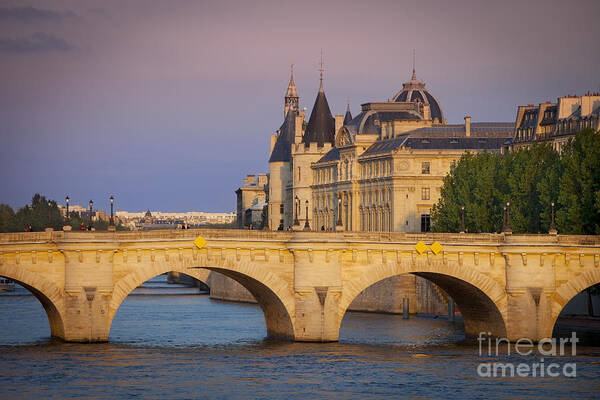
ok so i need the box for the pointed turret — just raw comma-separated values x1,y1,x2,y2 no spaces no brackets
284,63,299,117
302,53,335,146
343,99,353,125
269,106,297,163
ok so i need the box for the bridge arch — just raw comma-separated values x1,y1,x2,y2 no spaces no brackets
0,263,66,339
339,260,507,338
546,268,600,339
109,256,295,340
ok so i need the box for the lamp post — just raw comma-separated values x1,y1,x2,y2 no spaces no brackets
293,196,300,226
65,196,70,223
304,200,310,231
109,196,115,227
460,205,465,233
503,201,512,234
88,200,93,231
47,200,52,228
549,200,557,235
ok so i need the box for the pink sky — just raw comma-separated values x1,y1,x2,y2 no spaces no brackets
1,0,599,211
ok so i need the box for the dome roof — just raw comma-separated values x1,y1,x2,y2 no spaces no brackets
391,70,445,123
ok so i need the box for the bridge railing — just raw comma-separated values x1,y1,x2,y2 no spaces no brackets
0,229,598,246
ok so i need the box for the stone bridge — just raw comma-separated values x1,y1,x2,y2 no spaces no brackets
0,229,599,343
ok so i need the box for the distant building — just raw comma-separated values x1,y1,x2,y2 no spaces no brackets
235,174,268,228
513,93,600,151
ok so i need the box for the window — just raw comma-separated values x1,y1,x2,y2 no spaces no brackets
421,214,431,232
279,204,284,214
421,162,430,174
421,187,430,200
298,167,301,181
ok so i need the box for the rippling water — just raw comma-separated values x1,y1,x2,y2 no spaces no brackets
1,277,599,399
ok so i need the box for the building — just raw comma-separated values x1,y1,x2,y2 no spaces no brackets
513,93,600,151
264,63,513,232
235,174,268,228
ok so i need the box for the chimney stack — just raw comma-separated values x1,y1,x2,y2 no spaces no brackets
464,116,471,137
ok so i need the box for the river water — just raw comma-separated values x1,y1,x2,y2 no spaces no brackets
1,276,599,399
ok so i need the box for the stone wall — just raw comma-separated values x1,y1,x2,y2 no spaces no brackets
208,272,448,315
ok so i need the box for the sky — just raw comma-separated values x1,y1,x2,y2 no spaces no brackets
1,0,599,213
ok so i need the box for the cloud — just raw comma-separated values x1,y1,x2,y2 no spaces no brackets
0,32,76,53
0,6,77,22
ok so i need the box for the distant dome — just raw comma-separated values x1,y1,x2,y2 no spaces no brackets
144,210,152,218
392,71,444,123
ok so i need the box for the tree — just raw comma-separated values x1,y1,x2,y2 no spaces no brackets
506,144,562,233
557,129,600,234
431,152,506,233
15,194,64,232
0,204,17,232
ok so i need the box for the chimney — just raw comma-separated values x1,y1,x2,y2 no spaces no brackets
335,114,344,136
464,116,471,137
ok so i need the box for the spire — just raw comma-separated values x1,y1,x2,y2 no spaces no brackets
285,62,298,98
344,97,352,125
318,49,324,93
411,49,416,80
284,62,299,116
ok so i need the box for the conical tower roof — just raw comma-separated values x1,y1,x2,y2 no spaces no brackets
302,80,335,146
269,108,297,163
343,101,353,125
285,65,298,99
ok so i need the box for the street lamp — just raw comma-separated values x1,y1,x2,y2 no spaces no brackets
304,199,310,231
109,195,115,227
65,196,70,222
88,200,93,231
47,200,52,228
549,200,557,235
293,196,300,226
503,201,512,234
460,205,465,233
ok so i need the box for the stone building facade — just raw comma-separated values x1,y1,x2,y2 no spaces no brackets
512,93,600,151
266,66,513,232
235,174,268,228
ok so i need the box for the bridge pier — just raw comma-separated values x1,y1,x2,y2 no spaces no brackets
292,247,341,342
59,244,118,342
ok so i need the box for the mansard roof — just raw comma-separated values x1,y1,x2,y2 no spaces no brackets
358,122,514,158
302,86,335,146
269,109,297,163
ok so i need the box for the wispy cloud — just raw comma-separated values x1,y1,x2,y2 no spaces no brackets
0,6,77,22
0,32,76,53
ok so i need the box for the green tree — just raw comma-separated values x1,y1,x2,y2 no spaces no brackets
15,194,64,231
0,204,17,232
431,152,506,233
506,144,562,233
557,129,600,234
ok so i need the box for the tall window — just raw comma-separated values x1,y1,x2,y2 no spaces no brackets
421,162,430,174
421,187,430,200
421,214,431,232
298,167,301,181
279,204,284,214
